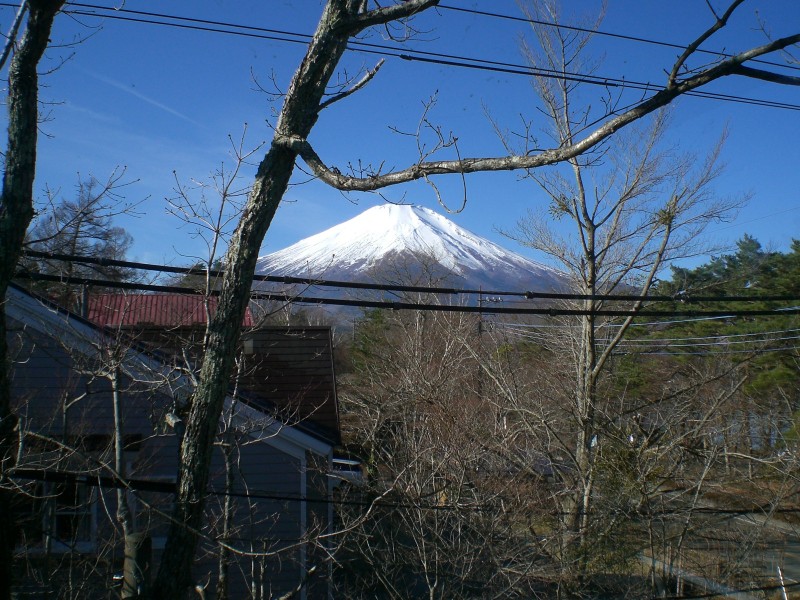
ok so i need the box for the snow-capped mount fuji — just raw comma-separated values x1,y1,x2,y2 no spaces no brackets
255,204,566,295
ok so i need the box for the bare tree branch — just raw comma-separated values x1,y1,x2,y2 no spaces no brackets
0,1,28,73
731,63,800,84
668,0,746,86
286,31,800,192
344,0,440,34
319,59,385,110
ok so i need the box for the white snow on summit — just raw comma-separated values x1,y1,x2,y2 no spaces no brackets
256,204,564,291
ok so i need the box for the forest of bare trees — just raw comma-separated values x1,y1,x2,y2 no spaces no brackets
332,236,800,597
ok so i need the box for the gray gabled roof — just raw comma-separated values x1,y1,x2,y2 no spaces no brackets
6,283,334,455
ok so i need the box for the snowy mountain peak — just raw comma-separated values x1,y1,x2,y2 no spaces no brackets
256,204,565,292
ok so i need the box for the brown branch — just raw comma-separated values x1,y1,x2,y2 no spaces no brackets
344,0,440,34
0,0,28,73
288,30,800,192
733,64,800,84
668,0,746,87
319,59,385,110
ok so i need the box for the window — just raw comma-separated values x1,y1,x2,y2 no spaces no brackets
51,479,94,549
15,477,96,553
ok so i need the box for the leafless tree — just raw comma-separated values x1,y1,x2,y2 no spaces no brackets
441,2,799,593
337,301,510,598
20,172,137,310
506,104,743,563
0,3,67,598
325,255,550,597
167,129,264,294
165,146,342,598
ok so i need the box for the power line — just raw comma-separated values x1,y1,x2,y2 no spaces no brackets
9,2,797,112
78,0,791,77
508,335,800,355
22,250,800,305
621,345,800,356
395,52,800,111
498,315,741,329
24,249,534,298
621,337,800,349
15,467,800,518
437,4,800,74
495,319,800,344
620,328,800,344
11,468,492,513
499,323,800,354
17,271,800,319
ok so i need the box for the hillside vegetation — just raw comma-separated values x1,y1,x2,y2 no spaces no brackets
333,235,800,598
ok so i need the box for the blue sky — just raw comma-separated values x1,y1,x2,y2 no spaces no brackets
3,1,800,270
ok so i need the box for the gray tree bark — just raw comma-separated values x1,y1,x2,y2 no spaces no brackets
150,2,440,597
0,3,65,599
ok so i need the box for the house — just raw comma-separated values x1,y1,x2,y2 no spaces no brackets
7,285,340,599
87,293,341,445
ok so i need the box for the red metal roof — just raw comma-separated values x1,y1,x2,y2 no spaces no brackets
87,294,255,328
86,294,337,442
85,294,338,443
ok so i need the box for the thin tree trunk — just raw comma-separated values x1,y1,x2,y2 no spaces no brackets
112,367,133,538
216,392,240,600
215,440,234,600
0,4,65,599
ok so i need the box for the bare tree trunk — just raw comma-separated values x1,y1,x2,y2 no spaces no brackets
215,439,234,600
151,2,444,596
113,366,152,599
0,4,65,599
150,116,304,600
216,392,241,600
112,367,133,539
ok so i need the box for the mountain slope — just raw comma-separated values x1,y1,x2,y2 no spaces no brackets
256,204,565,293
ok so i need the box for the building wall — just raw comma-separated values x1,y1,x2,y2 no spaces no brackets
7,300,333,599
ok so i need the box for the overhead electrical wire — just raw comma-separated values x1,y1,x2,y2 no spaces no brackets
503,326,800,350
499,314,762,329
619,334,800,347
502,334,800,355
14,467,800,518
11,468,492,513
57,5,795,112
22,250,800,305
67,0,796,78
622,341,800,354
3,2,795,112
497,321,800,354
621,346,800,356
617,327,800,343
437,3,800,74
16,270,800,319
